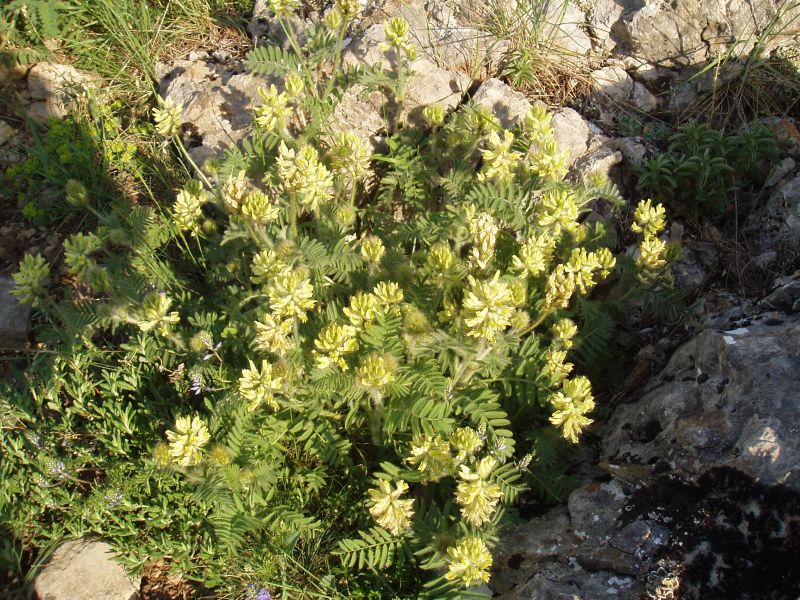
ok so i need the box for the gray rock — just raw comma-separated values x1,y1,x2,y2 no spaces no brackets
248,0,308,47
617,0,800,68
0,121,16,146
156,59,273,166
590,65,659,121
27,62,101,123
743,172,800,251
33,539,140,600
471,78,531,129
602,315,800,490
568,146,623,183
764,157,796,188
585,0,630,51
538,2,592,56
568,481,628,543
760,273,800,311
0,276,29,348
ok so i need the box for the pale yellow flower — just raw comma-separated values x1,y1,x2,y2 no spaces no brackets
467,211,498,271
153,97,182,138
381,17,416,59
523,104,554,144
344,292,379,328
241,190,280,225
451,427,484,462
368,479,414,535
374,281,404,305
631,199,667,237
538,188,579,236
512,233,556,276
426,241,457,273
422,103,445,127
223,170,248,212
462,272,515,342
530,137,569,181
138,292,180,335
552,318,578,349
445,537,492,587
356,352,396,388
276,142,334,211
360,236,385,264
544,264,576,310
251,249,286,286
549,376,595,443
255,313,294,355
329,131,372,182
455,456,503,526
407,434,451,480
173,180,207,235
478,130,522,183
239,359,283,411
166,415,210,466
313,322,359,370
254,84,291,133
12,254,50,305
542,348,573,384
268,267,316,322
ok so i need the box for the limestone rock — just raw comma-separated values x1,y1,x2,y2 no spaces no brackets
538,2,592,56
617,0,800,68
0,276,29,348
602,314,800,490
743,172,800,251
27,62,101,123
0,121,16,146
33,539,140,600
471,78,531,129
156,59,273,166
590,65,660,119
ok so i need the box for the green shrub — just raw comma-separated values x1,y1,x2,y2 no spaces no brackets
3,4,676,597
636,121,783,221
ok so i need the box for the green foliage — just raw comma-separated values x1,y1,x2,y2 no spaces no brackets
3,8,680,599
636,121,783,221
0,0,72,63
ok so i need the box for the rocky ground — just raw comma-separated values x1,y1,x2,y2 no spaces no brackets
3,0,800,598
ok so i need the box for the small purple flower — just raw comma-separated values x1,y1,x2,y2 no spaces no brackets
189,376,203,395
255,589,272,600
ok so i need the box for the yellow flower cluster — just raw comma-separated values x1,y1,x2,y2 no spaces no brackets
523,104,553,144
344,292,379,328
173,180,207,236
356,352,396,389
223,170,248,212
542,348,573,384
283,72,304,100
329,131,372,183
251,249,285,286
451,426,484,462
544,247,616,310
524,105,570,181
241,190,280,225
254,84,291,133
269,0,299,17
255,313,294,355
537,189,579,236
313,322,359,370
422,103,445,127
374,281,404,305
407,434,452,481
360,236,385,264
166,414,210,466
239,359,283,411
153,97,182,138
276,142,334,211
368,479,414,535
138,292,180,336
426,241,457,274
478,130,522,183
512,233,555,276
64,232,108,289
12,254,50,305
268,267,316,322
549,375,595,443
445,536,492,587
552,318,578,349
632,200,671,284
455,456,503,526
467,210,498,271
381,17,416,60
631,199,667,237
462,272,516,342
